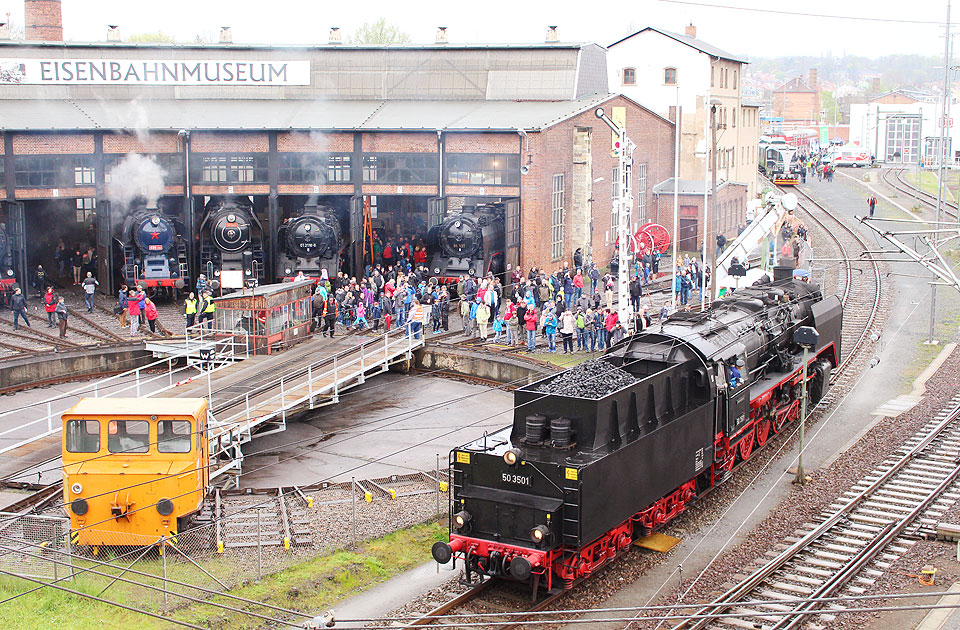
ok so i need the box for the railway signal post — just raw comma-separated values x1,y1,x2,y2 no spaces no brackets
793,325,819,485
596,107,635,332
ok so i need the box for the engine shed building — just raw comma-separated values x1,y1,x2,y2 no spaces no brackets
0,2,676,294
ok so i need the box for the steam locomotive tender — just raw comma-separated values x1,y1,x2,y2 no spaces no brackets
199,197,265,289
120,204,190,293
433,275,842,593
276,203,343,282
427,204,505,282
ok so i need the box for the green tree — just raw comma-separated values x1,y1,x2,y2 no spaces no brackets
126,31,177,43
348,19,411,45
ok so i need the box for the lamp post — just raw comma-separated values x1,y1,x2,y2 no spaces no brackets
793,325,819,486
596,107,635,331
708,98,722,303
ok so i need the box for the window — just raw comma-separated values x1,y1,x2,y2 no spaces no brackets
885,116,921,163
364,153,439,184
733,108,737,128
104,154,183,185
711,66,715,88
65,419,100,453
76,198,95,223
636,163,647,223
74,161,95,185
551,174,564,261
107,419,150,454
622,67,636,85
505,201,520,249
733,70,738,90
445,154,519,186
664,67,677,85
14,156,58,187
196,154,268,183
157,420,192,453
278,154,352,184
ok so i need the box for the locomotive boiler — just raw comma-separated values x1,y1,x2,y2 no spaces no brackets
119,204,190,293
276,202,343,282
427,204,505,282
199,196,265,289
433,274,842,593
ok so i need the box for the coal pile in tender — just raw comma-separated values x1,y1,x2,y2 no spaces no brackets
536,359,637,399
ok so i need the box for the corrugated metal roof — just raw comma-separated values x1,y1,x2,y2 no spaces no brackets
652,178,747,195
0,94,622,131
609,27,748,64
0,41,588,51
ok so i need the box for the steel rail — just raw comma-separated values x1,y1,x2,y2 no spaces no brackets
672,395,960,629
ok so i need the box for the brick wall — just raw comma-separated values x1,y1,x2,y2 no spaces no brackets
103,132,180,154
651,182,748,255
445,133,520,153
24,0,62,41
16,187,95,199
190,132,269,153
278,132,353,153
362,133,438,153
519,96,676,271
13,134,94,154
192,184,269,196
277,184,353,196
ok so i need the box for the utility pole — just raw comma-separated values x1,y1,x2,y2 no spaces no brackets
596,107,635,331
929,0,952,345
671,86,681,313
709,99,721,302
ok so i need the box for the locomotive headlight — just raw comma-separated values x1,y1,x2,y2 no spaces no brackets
157,498,175,517
530,524,549,543
5,269,12,276
151,216,160,226
71,482,83,494
227,213,236,222
503,448,521,466
285,268,292,274
434,267,441,274
304,224,312,231
214,270,221,277
453,510,472,529
245,269,252,275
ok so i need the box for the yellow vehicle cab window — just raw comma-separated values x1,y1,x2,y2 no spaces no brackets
157,420,192,453
65,419,100,453
107,419,150,454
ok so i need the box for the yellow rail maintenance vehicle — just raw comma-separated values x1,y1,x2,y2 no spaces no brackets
62,398,210,547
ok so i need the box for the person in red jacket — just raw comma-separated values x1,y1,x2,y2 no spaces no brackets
144,298,160,333
43,287,57,327
126,289,141,336
524,306,539,352
604,309,619,348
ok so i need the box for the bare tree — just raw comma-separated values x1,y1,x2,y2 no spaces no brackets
126,31,178,43
348,18,411,45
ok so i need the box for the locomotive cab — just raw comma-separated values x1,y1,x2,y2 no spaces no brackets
62,398,209,547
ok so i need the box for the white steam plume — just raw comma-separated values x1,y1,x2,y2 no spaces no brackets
106,153,167,208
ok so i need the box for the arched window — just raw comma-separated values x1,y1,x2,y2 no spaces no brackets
664,67,678,85
622,67,636,85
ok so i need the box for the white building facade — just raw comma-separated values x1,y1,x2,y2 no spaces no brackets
607,25,759,201
849,96,960,165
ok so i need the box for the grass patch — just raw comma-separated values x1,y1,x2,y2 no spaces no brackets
538,350,605,367
0,520,447,630
905,171,959,202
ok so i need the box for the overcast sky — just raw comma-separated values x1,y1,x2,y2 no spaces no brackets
0,0,952,59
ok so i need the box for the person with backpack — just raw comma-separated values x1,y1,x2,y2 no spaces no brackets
575,307,587,351
144,298,160,333
321,295,338,337
542,306,559,353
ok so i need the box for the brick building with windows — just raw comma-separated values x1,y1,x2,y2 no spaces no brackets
0,2,676,293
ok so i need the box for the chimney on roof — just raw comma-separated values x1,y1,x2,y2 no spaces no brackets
809,68,818,89
329,27,342,44
220,26,232,44
106,24,120,42
24,0,63,41
685,23,696,38
545,25,559,43
871,77,881,93
436,26,448,44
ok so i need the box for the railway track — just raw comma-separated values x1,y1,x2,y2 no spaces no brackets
773,180,884,376
881,167,960,220
411,579,566,629
671,393,960,630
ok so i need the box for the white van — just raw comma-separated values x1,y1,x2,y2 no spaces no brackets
831,148,871,167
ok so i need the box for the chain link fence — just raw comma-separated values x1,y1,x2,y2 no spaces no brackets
0,470,450,617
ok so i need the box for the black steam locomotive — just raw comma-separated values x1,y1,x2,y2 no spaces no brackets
433,274,842,593
276,202,343,282
199,196,265,289
119,204,190,292
427,204,505,282
0,224,16,301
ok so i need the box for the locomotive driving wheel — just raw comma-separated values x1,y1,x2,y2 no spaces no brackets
756,417,772,447
738,430,755,461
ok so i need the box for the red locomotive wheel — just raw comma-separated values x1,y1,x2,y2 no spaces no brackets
738,431,755,461
772,410,786,434
640,223,671,253
756,418,771,446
